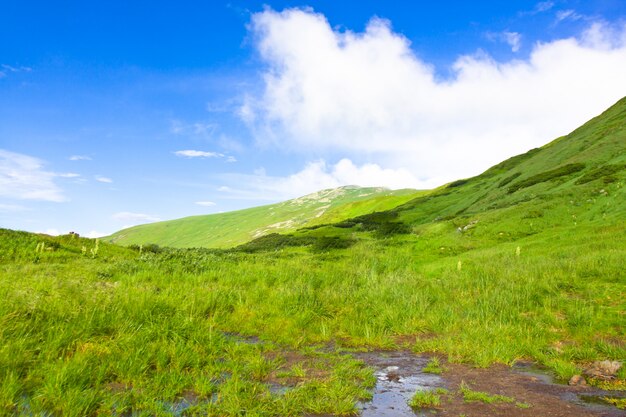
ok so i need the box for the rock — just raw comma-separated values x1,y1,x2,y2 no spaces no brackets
584,360,622,380
385,366,401,382
568,375,587,386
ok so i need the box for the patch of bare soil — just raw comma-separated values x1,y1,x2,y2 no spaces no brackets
438,361,625,417
351,350,624,417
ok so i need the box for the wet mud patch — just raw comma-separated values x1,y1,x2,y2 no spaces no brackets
353,351,444,417
437,360,626,417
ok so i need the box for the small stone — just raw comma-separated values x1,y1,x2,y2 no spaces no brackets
584,360,622,379
568,375,587,386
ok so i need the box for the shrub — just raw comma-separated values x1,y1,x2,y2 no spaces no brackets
236,233,316,253
498,172,521,187
335,211,411,237
508,163,586,194
447,178,471,188
575,164,625,185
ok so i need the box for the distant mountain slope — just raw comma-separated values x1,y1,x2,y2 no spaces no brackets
106,186,421,248
242,96,626,252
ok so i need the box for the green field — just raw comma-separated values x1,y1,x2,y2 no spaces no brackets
1,98,625,416
107,186,421,249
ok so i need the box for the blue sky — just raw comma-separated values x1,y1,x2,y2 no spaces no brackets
2,1,626,237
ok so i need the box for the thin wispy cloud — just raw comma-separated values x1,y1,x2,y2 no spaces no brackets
486,31,522,52
174,150,238,162
174,150,223,158
57,173,81,178
195,201,216,207
556,9,585,23
535,1,554,13
0,64,32,78
69,155,92,161
95,176,113,183
0,149,66,202
170,120,218,138
520,1,554,16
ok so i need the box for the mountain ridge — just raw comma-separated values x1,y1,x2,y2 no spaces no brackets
106,185,422,248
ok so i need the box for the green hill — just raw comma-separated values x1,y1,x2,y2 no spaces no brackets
1,98,625,416
260,96,626,250
106,186,421,248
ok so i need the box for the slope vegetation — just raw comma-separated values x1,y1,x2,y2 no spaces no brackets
107,186,420,248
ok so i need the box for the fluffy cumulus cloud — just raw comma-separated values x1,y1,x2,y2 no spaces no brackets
0,149,65,201
243,9,626,188
218,159,420,201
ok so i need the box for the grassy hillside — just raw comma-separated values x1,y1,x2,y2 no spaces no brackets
1,97,625,416
107,186,420,248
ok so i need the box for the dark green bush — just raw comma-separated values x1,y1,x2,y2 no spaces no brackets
575,164,625,185
508,163,586,194
498,172,521,187
236,233,315,253
447,178,470,188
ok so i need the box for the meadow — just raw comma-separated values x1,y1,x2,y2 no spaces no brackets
1,98,625,416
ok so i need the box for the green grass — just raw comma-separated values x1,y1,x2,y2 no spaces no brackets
423,357,443,374
1,97,625,415
408,390,442,408
106,186,421,248
459,381,515,404
603,397,626,409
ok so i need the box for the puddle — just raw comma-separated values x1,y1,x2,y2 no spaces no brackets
267,381,292,395
512,361,626,417
511,360,554,384
354,351,443,417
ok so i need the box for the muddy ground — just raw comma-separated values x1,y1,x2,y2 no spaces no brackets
353,351,625,417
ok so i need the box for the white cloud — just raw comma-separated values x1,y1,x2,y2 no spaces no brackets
95,176,113,183
520,1,554,16
244,9,626,187
174,150,223,158
112,212,161,228
535,1,554,13
0,149,65,201
57,172,81,178
219,159,421,201
195,201,216,207
226,155,237,163
69,155,92,161
85,230,108,238
170,120,218,138
0,64,32,78
487,31,522,52
555,10,585,23
36,228,65,236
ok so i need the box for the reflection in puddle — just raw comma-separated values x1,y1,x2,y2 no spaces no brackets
356,352,443,417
